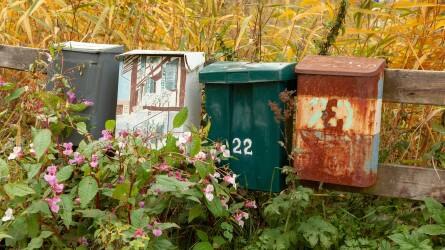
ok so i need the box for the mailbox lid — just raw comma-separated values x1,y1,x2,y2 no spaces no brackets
61,41,124,53
116,50,205,72
295,55,385,77
199,62,296,84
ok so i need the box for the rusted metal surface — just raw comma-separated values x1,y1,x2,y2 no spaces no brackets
294,56,385,187
295,55,385,77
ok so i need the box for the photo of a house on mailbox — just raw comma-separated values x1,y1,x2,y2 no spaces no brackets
115,50,205,136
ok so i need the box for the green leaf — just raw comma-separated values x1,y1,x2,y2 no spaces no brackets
26,200,51,215
76,122,88,135
190,134,201,157
206,197,225,218
131,209,147,228
212,236,226,248
150,175,194,193
56,165,73,182
68,103,88,112
78,209,106,218
188,205,205,223
298,216,338,249
164,134,178,152
157,222,180,230
23,164,41,181
105,120,116,131
33,129,52,159
193,241,213,250
61,194,73,228
0,232,13,240
112,182,131,202
173,107,188,128
26,237,43,249
0,158,9,179
418,224,445,236
6,87,26,102
196,229,209,241
3,182,35,198
78,176,98,208
195,162,212,179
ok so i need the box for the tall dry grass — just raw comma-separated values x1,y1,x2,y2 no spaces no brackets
0,0,444,167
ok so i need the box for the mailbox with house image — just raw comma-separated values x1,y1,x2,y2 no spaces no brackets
115,50,205,137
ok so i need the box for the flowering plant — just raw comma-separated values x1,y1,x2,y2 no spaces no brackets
0,108,255,249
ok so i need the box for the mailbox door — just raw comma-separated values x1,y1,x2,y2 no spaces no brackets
205,81,291,192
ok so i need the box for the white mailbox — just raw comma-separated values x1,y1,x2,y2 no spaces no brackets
115,50,205,137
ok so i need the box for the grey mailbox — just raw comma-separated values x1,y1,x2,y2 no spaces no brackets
55,41,124,143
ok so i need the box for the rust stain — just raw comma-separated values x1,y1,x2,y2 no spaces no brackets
294,72,382,187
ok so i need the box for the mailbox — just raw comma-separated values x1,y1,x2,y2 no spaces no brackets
200,62,296,192
55,41,124,143
115,50,205,137
294,55,385,187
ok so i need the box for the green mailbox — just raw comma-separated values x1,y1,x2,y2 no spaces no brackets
199,62,296,192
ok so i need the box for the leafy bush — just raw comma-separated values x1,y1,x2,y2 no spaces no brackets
0,101,259,249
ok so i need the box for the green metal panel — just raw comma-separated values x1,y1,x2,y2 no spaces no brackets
201,62,296,192
199,62,296,84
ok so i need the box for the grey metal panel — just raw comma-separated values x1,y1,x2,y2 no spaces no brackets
53,44,124,144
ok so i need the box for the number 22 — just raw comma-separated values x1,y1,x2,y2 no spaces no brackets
232,138,253,155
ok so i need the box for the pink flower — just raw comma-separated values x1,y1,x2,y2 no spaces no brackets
45,196,61,213
244,200,257,209
119,130,129,138
53,183,64,194
90,154,99,168
62,142,73,156
117,175,125,184
66,91,76,103
100,130,113,141
74,197,81,205
172,171,187,182
204,184,214,201
139,201,145,208
157,163,170,172
47,165,58,175
176,132,191,146
134,228,145,238
44,165,64,194
223,174,237,189
221,145,231,158
44,165,58,186
195,151,207,161
77,237,88,246
233,211,249,227
8,146,23,160
82,100,94,106
152,228,162,237
69,152,85,165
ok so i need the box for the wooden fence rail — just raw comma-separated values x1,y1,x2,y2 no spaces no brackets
1,44,445,202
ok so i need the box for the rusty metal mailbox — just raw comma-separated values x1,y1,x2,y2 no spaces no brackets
294,56,385,187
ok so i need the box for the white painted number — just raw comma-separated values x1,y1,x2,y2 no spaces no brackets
243,138,253,155
232,137,253,156
232,138,242,154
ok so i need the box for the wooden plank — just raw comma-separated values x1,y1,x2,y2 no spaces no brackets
383,69,445,106
0,44,49,71
302,164,445,202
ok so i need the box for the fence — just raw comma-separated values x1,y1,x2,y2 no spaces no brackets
1,44,445,202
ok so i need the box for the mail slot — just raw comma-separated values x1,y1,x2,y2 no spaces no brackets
294,56,385,187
